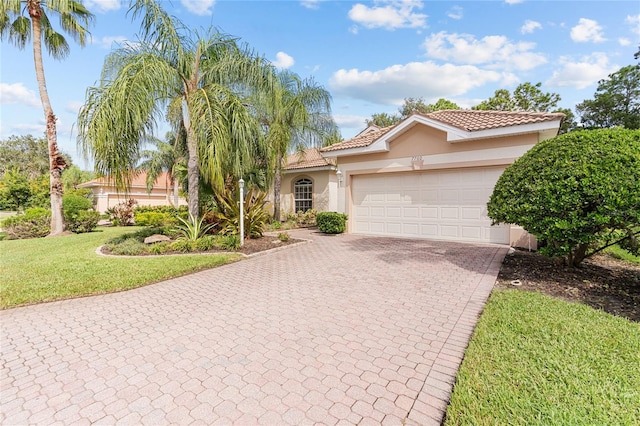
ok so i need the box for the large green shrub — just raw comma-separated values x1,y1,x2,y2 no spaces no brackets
62,191,99,233
316,212,348,234
1,207,50,239
67,210,100,233
488,128,640,266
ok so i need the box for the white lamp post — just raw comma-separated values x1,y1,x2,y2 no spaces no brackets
239,178,245,246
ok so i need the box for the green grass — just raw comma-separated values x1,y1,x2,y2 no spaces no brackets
446,289,640,426
0,227,240,309
604,245,640,264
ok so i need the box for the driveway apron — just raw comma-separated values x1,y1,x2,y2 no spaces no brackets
1,229,507,425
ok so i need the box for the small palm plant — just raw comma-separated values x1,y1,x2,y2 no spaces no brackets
175,213,215,241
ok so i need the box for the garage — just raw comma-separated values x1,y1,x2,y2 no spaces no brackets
351,166,510,244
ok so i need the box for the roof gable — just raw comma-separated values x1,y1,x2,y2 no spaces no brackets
321,110,564,156
284,147,336,171
78,171,172,190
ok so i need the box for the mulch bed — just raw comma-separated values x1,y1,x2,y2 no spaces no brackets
99,235,303,256
496,249,640,322
236,235,303,255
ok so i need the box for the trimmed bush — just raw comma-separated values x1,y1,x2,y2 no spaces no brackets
488,128,640,266
62,192,98,233
1,208,51,239
316,212,348,234
134,211,175,227
66,210,100,233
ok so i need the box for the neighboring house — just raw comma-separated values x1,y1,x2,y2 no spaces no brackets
78,171,186,214
279,110,564,248
281,147,338,215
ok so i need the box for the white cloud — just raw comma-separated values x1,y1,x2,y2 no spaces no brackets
422,31,547,71
447,6,463,20
11,122,46,133
546,53,618,89
618,38,631,46
505,0,524,4
300,0,321,9
65,101,84,114
329,61,511,105
348,1,427,31
0,83,40,107
570,18,606,43
272,52,295,69
626,14,640,35
93,35,128,49
181,0,216,16
333,114,368,129
84,0,122,13
521,20,542,34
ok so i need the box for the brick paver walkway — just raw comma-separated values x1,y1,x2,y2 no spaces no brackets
1,230,507,425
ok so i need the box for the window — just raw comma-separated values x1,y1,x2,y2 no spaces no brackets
294,178,313,212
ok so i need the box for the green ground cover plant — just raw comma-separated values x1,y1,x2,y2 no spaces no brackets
445,289,640,425
0,226,239,309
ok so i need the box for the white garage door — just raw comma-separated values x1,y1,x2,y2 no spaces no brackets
351,167,510,244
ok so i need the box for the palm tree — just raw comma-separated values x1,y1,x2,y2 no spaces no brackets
137,132,186,207
253,69,338,220
77,0,271,219
1,0,93,234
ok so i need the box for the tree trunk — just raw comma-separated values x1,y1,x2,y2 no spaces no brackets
30,3,66,235
185,125,199,219
181,92,200,219
173,177,179,207
273,153,283,221
568,243,589,268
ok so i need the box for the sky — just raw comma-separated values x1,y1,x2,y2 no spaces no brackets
1,0,639,168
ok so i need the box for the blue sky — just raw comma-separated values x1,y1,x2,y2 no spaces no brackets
1,0,638,167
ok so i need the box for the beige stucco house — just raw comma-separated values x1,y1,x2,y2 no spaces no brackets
281,147,339,215
78,171,186,214
279,110,564,248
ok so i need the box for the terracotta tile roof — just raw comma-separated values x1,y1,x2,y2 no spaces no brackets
421,110,565,132
78,171,172,189
321,110,564,153
285,147,336,170
320,125,394,152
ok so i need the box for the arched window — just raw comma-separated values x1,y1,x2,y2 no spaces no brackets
294,178,313,212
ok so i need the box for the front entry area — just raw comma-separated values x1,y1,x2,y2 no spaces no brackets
351,166,510,244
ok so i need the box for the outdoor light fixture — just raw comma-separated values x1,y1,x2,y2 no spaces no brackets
336,170,343,187
239,178,245,246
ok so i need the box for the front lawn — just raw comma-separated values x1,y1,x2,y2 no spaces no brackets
445,289,640,425
0,227,240,309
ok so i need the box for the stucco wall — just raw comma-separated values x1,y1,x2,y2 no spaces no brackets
89,185,186,214
330,124,549,249
280,170,335,216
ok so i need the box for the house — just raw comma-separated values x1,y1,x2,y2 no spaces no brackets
281,147,338,215
280,110,564,248
78,171,186,214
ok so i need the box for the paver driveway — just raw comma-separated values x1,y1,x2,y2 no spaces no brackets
1,230,508,425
